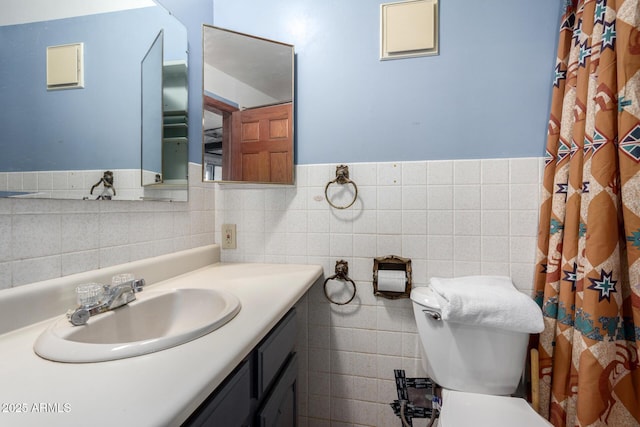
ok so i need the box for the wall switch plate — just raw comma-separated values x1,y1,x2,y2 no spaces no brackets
222,224,237,249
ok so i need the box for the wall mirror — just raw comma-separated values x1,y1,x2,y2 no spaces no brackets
0,0,188,201
202,25,295,184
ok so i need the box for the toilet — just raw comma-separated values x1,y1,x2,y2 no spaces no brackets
410,284,551,426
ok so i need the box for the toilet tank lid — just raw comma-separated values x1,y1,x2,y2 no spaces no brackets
410,286,441,310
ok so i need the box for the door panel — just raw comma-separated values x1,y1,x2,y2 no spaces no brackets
231,103,293,183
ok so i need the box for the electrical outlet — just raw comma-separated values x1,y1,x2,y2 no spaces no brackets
221,224,237,249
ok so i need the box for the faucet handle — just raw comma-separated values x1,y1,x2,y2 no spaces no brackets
111,273,144,291
76,283,105,308
132,278,145,292
112,273,135,286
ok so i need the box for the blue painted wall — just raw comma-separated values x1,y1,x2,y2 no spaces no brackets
213,0,563,164
0,6,186,172
1,0,562,169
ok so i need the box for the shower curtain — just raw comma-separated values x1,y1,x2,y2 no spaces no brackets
533,0,640,426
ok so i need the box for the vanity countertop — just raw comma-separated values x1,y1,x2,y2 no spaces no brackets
0,259,322,427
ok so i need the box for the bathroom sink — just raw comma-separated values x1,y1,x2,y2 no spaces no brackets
34,288,241,363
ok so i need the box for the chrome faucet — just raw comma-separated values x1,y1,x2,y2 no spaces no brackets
67,278,145,326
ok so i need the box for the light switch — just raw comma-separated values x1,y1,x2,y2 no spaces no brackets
381,0,439,60
47,43,84,90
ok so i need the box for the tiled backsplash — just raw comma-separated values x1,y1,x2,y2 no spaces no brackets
0,163,214,289
0,169,188,201
216,158,542,292
215,157,543,426
0,169,146,200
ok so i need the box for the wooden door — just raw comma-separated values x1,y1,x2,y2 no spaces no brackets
230,102,293,183
203,95,238,181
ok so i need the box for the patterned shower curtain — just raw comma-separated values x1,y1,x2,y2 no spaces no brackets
533,0,640,426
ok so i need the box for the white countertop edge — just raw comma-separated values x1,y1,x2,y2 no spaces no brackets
0,250,323,427
0,245,221,335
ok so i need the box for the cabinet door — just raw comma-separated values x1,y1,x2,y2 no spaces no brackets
256,309,297,399
256,353,297,427
183,360,251,427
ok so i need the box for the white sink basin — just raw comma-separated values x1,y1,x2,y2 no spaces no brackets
34,288,241,363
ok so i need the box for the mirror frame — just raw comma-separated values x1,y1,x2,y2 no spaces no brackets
201,25,295,185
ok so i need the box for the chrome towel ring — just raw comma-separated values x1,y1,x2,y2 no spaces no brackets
324,165,358,209
323,260,357,305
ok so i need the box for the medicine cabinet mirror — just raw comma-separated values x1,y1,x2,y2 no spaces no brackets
202,25,294,184
0,1,188,201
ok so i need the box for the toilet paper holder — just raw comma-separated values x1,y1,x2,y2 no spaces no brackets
373,255,412,299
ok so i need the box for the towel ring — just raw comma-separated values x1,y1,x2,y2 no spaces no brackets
324,165,358,209
323,260,357,305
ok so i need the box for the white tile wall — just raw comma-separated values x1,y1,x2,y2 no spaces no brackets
0,163,215,289
215,157,543,426
0,157,543,425
0,169,148,200
217,158,542,287
0,169,190,202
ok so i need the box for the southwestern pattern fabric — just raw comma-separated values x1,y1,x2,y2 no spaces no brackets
533,0,640,426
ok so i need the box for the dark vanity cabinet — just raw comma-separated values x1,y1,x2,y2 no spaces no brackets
183,309,298,427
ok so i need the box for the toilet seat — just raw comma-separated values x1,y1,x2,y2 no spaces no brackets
438,389,552,426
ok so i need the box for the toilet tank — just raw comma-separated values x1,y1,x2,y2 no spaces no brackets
411,286,529,395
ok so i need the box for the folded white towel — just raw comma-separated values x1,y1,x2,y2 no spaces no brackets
429,276,544,333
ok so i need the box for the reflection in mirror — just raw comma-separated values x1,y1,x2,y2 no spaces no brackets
202,25,294,184
156,59,189,189
0,1,188,201
141,30,164,186
142,31,189,191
